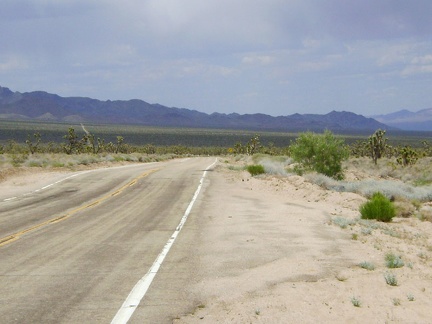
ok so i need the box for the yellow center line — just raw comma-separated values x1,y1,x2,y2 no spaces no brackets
0,168,159,248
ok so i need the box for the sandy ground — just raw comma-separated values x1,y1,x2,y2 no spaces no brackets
2,160,432,323
174,158,432,324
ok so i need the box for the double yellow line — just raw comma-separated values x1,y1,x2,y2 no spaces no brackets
0,169,158,247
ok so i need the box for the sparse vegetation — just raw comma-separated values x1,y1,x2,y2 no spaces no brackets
384,272,398,286
392,298,401,306
351,296,361,307
361,227,373,235
2,123,432,220
332,217,356,229
385,253,404,268
358,261,375,271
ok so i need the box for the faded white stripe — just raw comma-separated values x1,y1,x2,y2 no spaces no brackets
111,158,217,324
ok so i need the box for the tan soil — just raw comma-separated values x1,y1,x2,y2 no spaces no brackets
175,158,432,323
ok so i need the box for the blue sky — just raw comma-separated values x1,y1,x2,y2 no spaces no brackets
1,0,432,116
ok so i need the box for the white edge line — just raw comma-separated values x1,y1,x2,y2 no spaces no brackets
111,158,217,324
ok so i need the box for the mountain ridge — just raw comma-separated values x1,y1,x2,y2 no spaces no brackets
1,85,393,132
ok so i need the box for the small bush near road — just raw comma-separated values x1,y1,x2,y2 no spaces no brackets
360,192,396,222
247,164,265,176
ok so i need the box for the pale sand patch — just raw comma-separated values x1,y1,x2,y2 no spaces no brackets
0,161,133,200
175,160,432,323
0,168,74,201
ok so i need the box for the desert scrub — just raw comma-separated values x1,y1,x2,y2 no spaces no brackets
306,174,432,202
228,165,244,171
255,156,292,175
392,298,401,306
331,216,357,229
385,253,404,268
394,200,416,218
384,272,398,286
418,208,432,222
360,192,396,222
246,164,265,176
358,261,375,271
351,296,361,307
361,227,373,235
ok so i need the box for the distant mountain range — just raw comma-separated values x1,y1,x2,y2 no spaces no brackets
371,108,432,131
0,85,402,132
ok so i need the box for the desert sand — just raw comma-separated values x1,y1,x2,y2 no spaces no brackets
1,159,432,323
174,158,432,323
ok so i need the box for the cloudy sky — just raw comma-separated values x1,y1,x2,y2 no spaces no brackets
1,1,432,116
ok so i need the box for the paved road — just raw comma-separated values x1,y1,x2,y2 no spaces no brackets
0,157,216,323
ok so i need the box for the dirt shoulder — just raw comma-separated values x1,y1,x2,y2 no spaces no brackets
175,159,432,323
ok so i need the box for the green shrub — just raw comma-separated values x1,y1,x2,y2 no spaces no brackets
246,164,265,176
360,192,396,222
385,253,404,268
289,130,349,180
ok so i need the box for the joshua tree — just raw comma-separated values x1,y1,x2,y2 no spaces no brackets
25,132,41,154
368,129,388,165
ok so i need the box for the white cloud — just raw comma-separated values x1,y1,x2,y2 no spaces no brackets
402,64,432,76
241,55,275,65
376,45,412,67
411,54,432,65
177,62,238,78
400,53,432,76
0,56,28,72
297,60,332,72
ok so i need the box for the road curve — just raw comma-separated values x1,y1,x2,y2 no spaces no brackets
0,157,216,323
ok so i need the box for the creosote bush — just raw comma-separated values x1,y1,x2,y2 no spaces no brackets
360,192,396,222
289,130,349,180
246,164,265,176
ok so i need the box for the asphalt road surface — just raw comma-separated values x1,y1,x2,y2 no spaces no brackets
0,157,216,323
